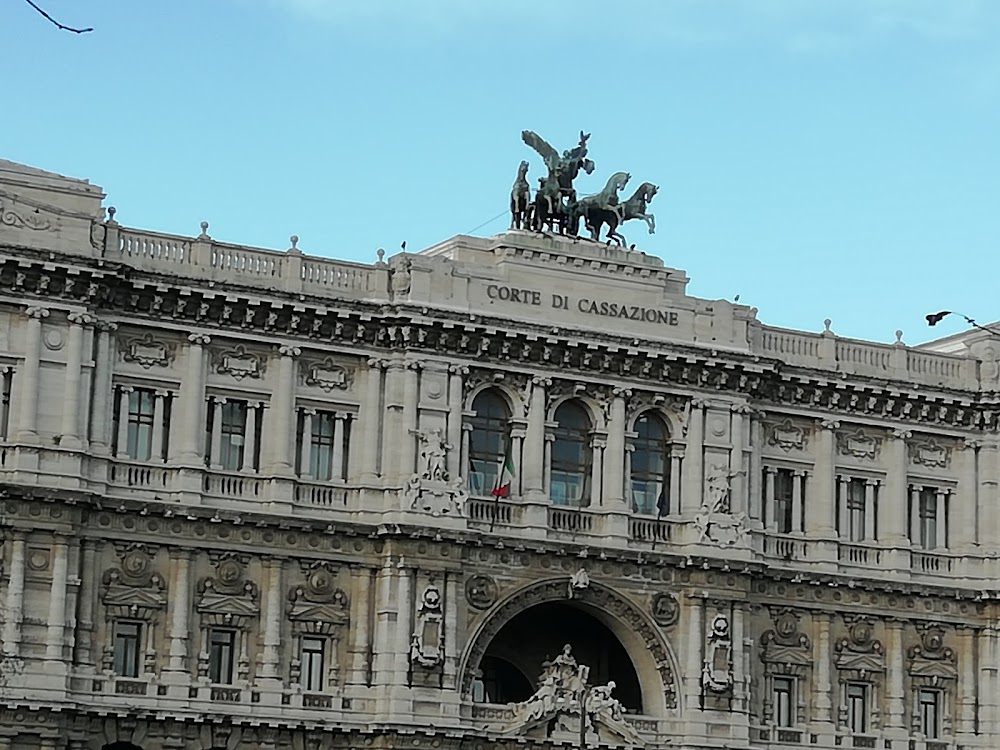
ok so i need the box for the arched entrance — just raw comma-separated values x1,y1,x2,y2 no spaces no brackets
478,601,643,710
462,578,680,714
102,744,144,750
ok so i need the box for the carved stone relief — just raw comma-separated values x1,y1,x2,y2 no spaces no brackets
410,583,445,669
465,574,498,610
0,195,54,232
302,357,354,392
695,466,749,548
767,419,807,452
119,331,176,369
404,428,467,517
100,544,167,675
909,438,951,469
760,609,812,725
651,593,679,628
836,428,880,460
702,613,734,697
834,617,885,729
196,553,259,683
213,345,265,380
287,561,349,687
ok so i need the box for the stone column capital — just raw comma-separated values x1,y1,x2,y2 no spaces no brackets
891,428,912,441
67,311,96,326
448,364,469,376
819,419,840,431
188,333,211,346
278,344,301,358
95,320,119,333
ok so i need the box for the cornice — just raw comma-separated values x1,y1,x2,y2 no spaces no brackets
0,248,993,431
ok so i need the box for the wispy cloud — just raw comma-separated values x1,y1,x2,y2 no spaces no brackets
250,0,999,50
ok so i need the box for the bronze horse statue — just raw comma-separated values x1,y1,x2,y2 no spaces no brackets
522,130,595,235
580,182,658,247
510,160,532,230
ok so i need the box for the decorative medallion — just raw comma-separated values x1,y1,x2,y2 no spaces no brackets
702,613,733,695
907,625,957,681
465,574,498,610
651,592,679,627
213,345,265,380
120,331,176,369
303,357,354,392
837,428,880,460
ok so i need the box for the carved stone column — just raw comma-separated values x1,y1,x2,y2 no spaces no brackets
442,573,460,690
242,401,259,473
684,594,703,710
729,405,748,515
151,390,168,462
522,377,549,500
882,429,912,546
400,362,420,478
259,557,283,679
812,613,833,724
89,321,117,454
980,626,999,736
806,419,838,538
332,413,346,481
266,344,299,475
884,619,906,730
380,362,407,483
954,439,979,551
115,385,134,459
15,305,49,443
979,438,1000,555
44,536,70,660
1,532,26,656
747,410,764,524
74,539,97,668
360,359,385,481
60,312,93,448
171,333,210,464
603,389,628,508
681,399,705,514
348,565,372,686
372,558,396,686
956,626,977,735
164,549,192,674
446,366,466,482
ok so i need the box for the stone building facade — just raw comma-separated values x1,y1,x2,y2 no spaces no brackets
0,158,996,750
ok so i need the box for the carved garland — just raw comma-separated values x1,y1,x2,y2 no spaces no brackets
461,578,679,710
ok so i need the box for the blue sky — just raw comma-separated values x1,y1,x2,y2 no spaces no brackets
3,0,999,344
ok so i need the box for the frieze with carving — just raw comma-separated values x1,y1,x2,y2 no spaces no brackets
0,194,55,232
119,331,177,369
212,344,266,380
836,428,880,460
767,419,807,452
302,356,354,392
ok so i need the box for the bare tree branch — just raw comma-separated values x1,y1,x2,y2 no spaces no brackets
23,0,93,33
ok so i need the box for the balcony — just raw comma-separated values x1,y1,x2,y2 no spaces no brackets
838,542,884,567
468,496,523,529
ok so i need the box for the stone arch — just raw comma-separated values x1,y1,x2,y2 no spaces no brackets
547,394,606,431
460,577,681,714
625,404,678,437
465,381,525,419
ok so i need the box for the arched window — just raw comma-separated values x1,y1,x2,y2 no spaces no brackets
469,390,511,496
551,401,592,507
630,412,671,515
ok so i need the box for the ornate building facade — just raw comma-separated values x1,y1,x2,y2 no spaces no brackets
0,157,995,750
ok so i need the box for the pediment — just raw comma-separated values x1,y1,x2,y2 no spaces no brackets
103,584,167,610
197,592,259,617
836,652,885,673
911,658,958,680
761,644,813,667
288,600,349,624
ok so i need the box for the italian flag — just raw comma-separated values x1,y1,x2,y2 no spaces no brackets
491,453,516,497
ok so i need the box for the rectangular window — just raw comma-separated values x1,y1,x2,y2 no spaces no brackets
846,683,868,734
846,478,866,542
310,412,337,481
113,620,143,678
301,636,326,692
772,676,795,727
208,628,236,684
0,368,12,439
918,688,941,738
113,388,166,461
773,468,795,533
919,488,939,549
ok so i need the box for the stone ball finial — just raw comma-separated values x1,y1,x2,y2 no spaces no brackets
287,235,301,255
108,206,117,223
895,330,904,344
377,248,386,264
198,221,211,240
823,318,832,333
